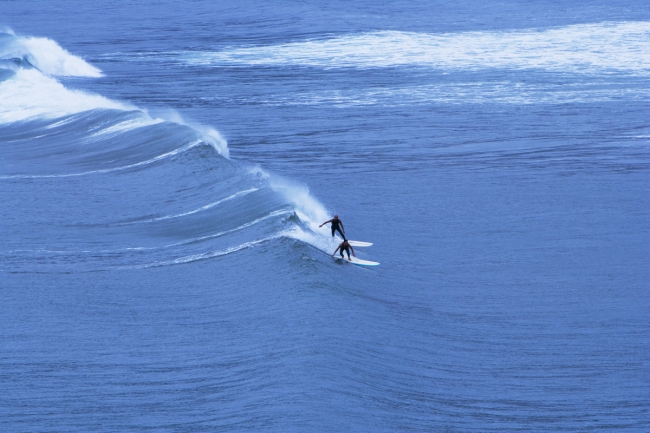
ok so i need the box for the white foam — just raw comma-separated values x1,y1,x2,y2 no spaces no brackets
0,69,130,123
14,36,102,77
283,225,339,254
259,169,344,252
266,173,329,224
183,22,650,75
143,108,230,158
0,68,231,160
0,33,230,159
193,124,229,158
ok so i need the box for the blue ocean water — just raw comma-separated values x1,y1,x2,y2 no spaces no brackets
1,1,649,431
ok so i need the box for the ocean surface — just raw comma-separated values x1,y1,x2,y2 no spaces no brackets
1,1,649,431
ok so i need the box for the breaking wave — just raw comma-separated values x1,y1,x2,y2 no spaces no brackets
0,29,339,272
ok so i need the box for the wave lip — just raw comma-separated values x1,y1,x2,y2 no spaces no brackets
0,31,229,159
0,30,118,123
182,21,650,75
0,31,101,77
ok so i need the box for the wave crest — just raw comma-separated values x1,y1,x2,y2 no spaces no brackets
0,69,129,122
20,36,102,77
0,30,101,77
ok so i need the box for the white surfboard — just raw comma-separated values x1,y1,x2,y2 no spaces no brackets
334,256,380,267
348,240,373,247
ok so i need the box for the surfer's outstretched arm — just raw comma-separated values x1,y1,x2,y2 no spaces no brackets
350,245,355,257
332,245,341,257
319,219,333,228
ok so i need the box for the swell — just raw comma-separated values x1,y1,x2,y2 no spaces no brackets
0,110,215,177
0,29,334,272
0,108,327,271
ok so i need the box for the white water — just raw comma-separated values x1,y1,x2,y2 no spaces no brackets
17,36,103,77
183,22,650,75
0,69,129,122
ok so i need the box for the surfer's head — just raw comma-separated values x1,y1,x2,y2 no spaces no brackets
334,214,339,219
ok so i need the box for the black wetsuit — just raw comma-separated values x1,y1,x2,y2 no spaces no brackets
339,243,352,258
331,218,345,239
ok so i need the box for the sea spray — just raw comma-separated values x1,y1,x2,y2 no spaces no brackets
145,107,230,157
248,165,340,252
0,30,101,77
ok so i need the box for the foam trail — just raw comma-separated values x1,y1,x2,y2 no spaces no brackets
3,209,294,257
182,22,650,75
128,188,261,223
163,209,294,248
262,82,650,106
135,234,285,268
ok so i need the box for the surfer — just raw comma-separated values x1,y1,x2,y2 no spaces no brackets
319,215,346,240
333,239,355,261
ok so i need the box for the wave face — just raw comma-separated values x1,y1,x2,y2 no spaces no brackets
0,31,332,273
